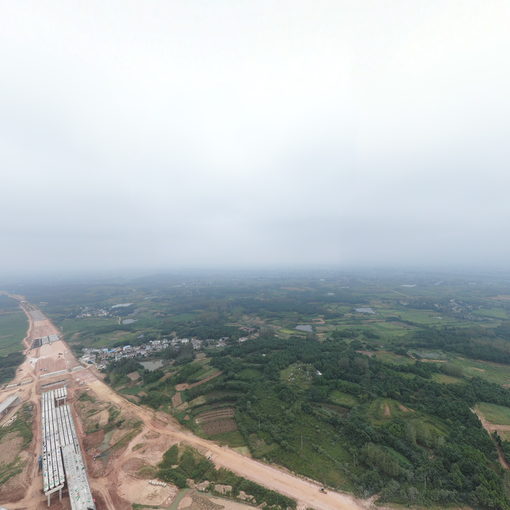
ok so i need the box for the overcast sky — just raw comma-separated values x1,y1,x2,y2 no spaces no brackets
1,1,510,274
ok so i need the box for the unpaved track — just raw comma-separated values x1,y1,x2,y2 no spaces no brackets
3,294,369,510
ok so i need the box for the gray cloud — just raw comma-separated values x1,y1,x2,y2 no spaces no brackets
1,1,510,274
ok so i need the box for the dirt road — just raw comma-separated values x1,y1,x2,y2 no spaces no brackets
2,295,369,510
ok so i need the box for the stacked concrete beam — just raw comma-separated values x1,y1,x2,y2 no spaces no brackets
54,386,67,403
0,394,19,417
41,388,96,509
35,334,61,348
41,391,66,495
62,445,96,510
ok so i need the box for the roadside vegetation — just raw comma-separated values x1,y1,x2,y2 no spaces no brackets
75,390,142,461
157,444,296,509
0,403,33,486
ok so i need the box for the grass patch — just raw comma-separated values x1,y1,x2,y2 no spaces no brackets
329,390,359,408
210,430,246,447
473,308,509,320
237,368,263,380
0,403,33,485
451,357,510,386
477,402,510,425
78,391,97,403
280,363,315,389
366,398,414,424
0,310,28,357
432,373,463,384
137,465,158,479
0,403,33,446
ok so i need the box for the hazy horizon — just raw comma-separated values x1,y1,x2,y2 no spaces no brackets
2,1,510,274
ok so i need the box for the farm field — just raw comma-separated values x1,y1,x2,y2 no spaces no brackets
477,403,510,425
59,316,144,348
450,358,510,386
473,308,510,319
0,310,28,356
329,390,359,407
432,373,462,384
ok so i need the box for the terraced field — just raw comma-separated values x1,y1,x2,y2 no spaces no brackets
195,407,237,435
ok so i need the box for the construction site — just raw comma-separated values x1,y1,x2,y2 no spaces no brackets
41,386,95,509
32,335,60,350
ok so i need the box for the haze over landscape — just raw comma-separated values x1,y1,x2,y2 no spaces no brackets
1,1,510,275
6,4,510,510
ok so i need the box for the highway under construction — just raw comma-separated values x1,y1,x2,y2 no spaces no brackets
41,386,95,509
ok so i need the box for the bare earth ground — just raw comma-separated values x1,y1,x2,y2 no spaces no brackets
1,295,371,510
0,433,23,464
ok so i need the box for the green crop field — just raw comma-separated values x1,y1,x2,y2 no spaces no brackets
451,357,510,386
477,403,510,425
329,390,358,407
59,317,142,348
432,373,462,384
0,310,28,356
60,317,118,337
473,308,509,320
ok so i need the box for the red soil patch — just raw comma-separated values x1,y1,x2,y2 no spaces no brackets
172,392,182,407
196,408,237,435
356,350,375,358
201,419,237,435
0,473,27,503
36,357,66,373
121,457,146,475
0,433,23,464
84,429,105,450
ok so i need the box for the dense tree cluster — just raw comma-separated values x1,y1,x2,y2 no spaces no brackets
0,351,24,384
413,326,510,364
